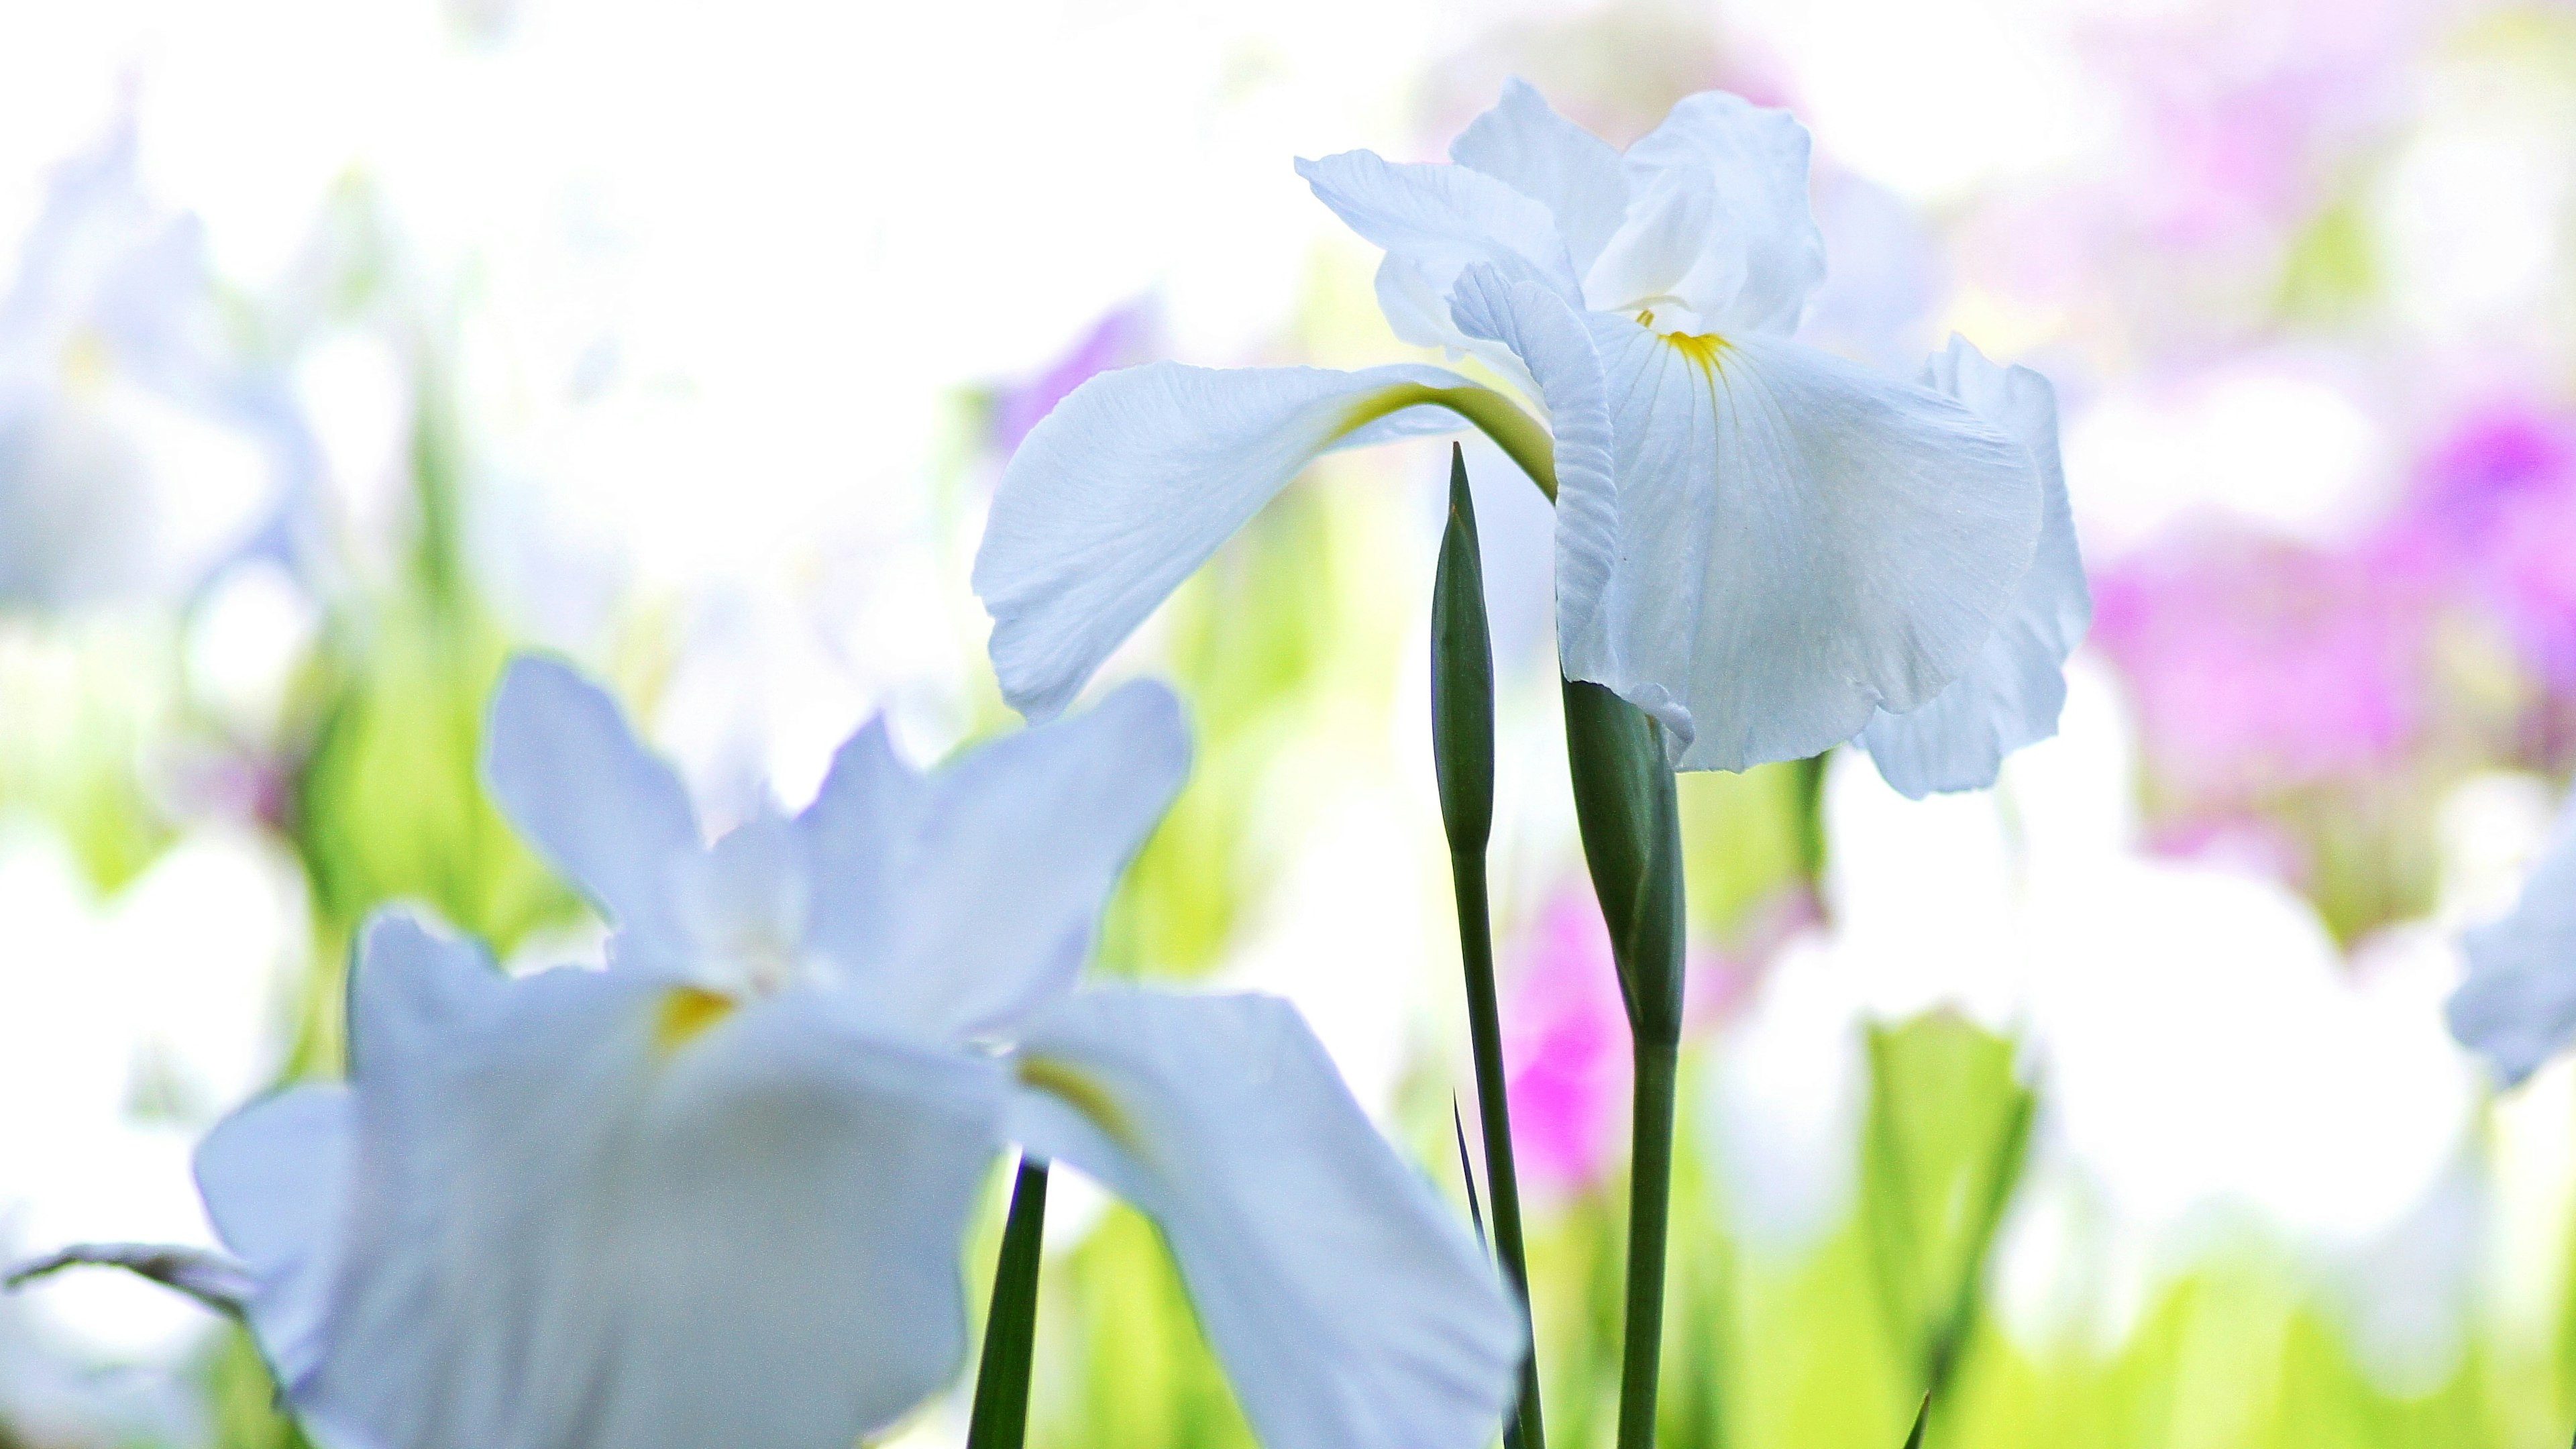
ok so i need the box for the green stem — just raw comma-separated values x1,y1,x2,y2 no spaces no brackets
1452,847,1546,1449
1619,1038,1680,1449
965,1156,1050,1449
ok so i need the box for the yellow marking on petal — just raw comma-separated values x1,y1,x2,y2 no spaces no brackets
653,985,737,1057
1662,331,1731,378
59,329,113,395
1340,381,1558,502
1016,1057,1138,1152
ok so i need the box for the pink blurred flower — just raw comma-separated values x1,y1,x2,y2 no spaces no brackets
2092,528,2432,798
2408,404,2576,689
1504,890,1629,1194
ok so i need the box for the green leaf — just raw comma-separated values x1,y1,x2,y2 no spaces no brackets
967,1156,1052,1449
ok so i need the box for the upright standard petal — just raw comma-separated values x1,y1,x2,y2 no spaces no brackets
795,717,930,980
1448,78,1630,276
1583,92,1825,336
1007,990,1521,1449
1858,337,2090,797
851,681,1192,1040
484,656,702,967
1295,150,1584,305
2449,794,2576,1087
975,360,1477,721
1576,323,2041,771
290,908,1005,1449
195,1084,354,1390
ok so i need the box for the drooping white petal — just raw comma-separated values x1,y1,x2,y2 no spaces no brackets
1444,263,1620,678
1574,322,2041,771
846,680,1190,1041
1449,78,1631,276
484,655,702,969
194,1084,354,1390
2449,794,2576,1087
1858,337,2090,796
796,718,929,980
295,909,1005,1449
1006,989,1521,1449
975,360,1474,722
1295,150,1584,305
1584,92,1825,337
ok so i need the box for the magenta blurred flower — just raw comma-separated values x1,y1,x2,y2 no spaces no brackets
988,301,1157,456
1504,890,1629,1193
2408,404,2576,689
2092,528,2431,798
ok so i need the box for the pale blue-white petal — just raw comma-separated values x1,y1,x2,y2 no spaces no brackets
483,655,701,970
1444,263,1620,679
1295,150,1583,305
291,908,1005,1449
975,360,1473,722
1007,989,1521,1449
1858,337,2089,796
1583,92,1824,337
843,680,1189,1041
195,1084,354,1392
795,717,930,981
1450,78,1630,276
2450,794,2576,1087
1574,320,2041,772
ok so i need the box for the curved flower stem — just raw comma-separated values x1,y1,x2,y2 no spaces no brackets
1619,1036,1679,1449
1345,383,1559,501
965,1155,1051,1449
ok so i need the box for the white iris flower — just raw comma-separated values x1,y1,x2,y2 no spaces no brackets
2448,788,2576,1087
1854,335,2089,798
189,657,1520,1449
976,80,2068,777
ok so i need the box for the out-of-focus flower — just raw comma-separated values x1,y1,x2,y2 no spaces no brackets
2404,402,2576,690
975,79,2045,775
989,300,1159,458
2090,527,2431,800
0,821,298,1422
1503,890,1629,1193
1858,336,2089,798
0,118,308,612
2446,785,2576,1087
186,658,1519,1449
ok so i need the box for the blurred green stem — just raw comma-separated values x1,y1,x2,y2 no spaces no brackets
1619,1036,1679,1449
966,1156,1051,1449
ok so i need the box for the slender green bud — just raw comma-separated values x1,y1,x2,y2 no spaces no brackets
1560,679,1686,1046
1432,444,1495,854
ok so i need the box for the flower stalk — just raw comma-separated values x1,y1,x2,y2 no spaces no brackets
1432,445,1545,1449
1560,679,1686,1449
965,1155,1052,1449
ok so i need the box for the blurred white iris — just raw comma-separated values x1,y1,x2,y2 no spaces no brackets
189,656,1519,1449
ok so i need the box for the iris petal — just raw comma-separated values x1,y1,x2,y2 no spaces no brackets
1006,989,1521,1449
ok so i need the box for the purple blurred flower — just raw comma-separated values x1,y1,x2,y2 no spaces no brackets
2092,527,2432,798
2407,403,2576,689
1503,890,1629,1194
988,300,1157,456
